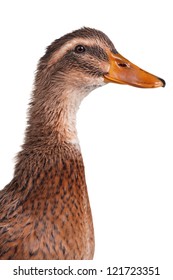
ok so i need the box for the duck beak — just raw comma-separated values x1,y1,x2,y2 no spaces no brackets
104,51,165,88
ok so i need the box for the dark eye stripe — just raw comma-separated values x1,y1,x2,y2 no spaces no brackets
62,45,108,62
87,46,108,61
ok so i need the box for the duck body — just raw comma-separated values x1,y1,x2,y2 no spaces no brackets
0,28,165,260
0,139,94,259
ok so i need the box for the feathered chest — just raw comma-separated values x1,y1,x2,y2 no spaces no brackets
0,146,94,259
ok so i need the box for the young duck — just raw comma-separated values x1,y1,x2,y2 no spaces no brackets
0,27,165,260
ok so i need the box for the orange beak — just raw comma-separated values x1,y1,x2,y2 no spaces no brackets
104,51,165,88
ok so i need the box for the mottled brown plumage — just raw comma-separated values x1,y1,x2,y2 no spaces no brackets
0,141,94,259
0,28,165,260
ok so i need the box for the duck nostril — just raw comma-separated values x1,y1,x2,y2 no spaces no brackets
118,63,128,67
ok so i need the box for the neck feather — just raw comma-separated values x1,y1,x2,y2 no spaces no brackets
24,85,91,148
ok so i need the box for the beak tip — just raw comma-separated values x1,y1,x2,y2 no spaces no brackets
159,78,166,88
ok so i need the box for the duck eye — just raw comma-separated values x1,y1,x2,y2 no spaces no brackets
75,45,86,53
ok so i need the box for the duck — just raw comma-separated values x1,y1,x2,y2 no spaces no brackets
0,27,165,260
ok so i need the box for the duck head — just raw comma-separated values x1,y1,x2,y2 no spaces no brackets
32,28,165,144
38,27,165,93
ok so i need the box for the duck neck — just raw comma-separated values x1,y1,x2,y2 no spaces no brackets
24,84,90,149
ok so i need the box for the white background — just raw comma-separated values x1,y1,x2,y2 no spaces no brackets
0,0,172,279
